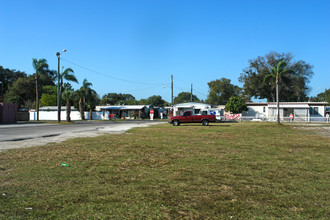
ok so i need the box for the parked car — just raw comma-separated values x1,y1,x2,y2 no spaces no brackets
169,109,223,126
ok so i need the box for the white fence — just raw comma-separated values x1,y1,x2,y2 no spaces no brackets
29,111,105,121
240,116,329,123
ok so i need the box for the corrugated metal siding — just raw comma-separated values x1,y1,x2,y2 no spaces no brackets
0,104,2,123
0,103,18,124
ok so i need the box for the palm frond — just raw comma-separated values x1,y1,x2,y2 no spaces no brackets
62,68,78,84
277,61,287,71
64,74,78,83
263,74,275,83
82,78,92,88
62,68,74,75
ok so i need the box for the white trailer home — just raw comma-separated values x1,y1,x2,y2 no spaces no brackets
242,102,328,122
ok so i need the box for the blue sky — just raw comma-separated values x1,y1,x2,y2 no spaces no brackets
1,0,329,102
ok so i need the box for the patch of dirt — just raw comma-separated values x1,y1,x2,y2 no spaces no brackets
293,126,330,138
0,122,166,152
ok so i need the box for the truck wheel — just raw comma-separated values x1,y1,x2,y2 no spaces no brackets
202,120,209,126
173,120,180,126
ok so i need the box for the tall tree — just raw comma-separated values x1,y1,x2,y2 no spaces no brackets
32,58,51,121
174,92,200,104
206,78,242,105
146,95,167,106
85,90,100,120
62,89,76,122
4,76,35,108
239,52,313,102
101,93,136,105
0,66,27,101
78,79,93,120
264,61,293,124
58,68,78,88
57,67,78,104
138,99,148,105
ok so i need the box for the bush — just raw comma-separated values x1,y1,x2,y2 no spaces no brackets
225,96,248,113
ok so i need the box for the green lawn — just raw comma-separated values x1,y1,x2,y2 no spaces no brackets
0,122,329,219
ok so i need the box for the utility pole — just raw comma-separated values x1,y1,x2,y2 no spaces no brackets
35,73,39,121
56,49,66,123
171,75,173,107
56,52,61,123
191,84,193,102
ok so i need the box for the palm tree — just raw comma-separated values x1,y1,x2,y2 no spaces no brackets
78,79,92,120
59,68,78,91
86,90,99,120
57,67,78,119
264,61,292,124
62,89,75,122
32,58,49,121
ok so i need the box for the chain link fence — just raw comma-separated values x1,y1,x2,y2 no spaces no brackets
239,116,329,123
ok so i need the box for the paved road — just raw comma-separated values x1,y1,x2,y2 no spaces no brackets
0,120,166,152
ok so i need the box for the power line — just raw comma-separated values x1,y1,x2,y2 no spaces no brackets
122,85,167,93
173,76,208,98
193,88,208,99
61,58,168,86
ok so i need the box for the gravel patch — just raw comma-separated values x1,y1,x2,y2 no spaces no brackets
0,122,166,152
293,126,330,138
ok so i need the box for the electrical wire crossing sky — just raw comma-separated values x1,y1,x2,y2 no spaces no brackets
1,0,329,102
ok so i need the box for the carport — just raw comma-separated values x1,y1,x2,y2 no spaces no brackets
100,105,146,119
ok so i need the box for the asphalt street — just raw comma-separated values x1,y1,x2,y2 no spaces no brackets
0,120,166,152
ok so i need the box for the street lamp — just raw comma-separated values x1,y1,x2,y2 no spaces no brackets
56,49,66,123
162,83,173,108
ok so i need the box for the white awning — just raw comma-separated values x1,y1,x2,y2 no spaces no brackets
268,104,309,108
100,105,146,110
177,106,194,108
122,106,145,110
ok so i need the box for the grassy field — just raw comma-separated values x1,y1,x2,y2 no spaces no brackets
0,122,329,219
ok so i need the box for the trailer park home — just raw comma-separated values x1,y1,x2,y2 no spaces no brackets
27,102,328,122
243,102,328,122
96,105,149,119
172,102,212,116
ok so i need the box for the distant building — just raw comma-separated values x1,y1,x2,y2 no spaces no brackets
243,102,328,121
98,105,148,119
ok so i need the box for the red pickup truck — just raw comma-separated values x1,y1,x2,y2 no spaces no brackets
169,110,221,126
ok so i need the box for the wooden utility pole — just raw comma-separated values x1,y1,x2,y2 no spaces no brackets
171,75,173,107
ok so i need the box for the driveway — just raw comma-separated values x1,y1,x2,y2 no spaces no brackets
0,120,166,152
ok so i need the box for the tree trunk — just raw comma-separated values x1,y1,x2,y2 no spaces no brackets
90,109,93,120
79,98,85,120
35,74,39,121
58,84,62,122
276,74,280,124
66,101,71,122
